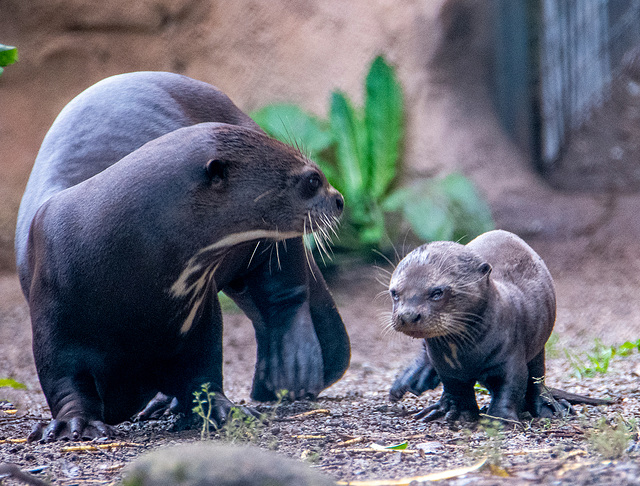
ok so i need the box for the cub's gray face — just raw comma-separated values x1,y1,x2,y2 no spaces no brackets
388,242,491,340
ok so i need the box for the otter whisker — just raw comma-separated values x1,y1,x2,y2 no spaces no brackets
247,241,261,269
308,213,326,266
302,218,318,282
375,277,392,290
375,288,392,300
267,242,275,275
311,214,332,265
452,288,484,299
378,313,400,338
275,240,282,271
321,228,335,259
374,265,393,278
327,217,340,239
372,249,395,269
456,274,492,288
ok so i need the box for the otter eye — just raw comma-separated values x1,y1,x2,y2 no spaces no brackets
205,158,228,183
479,262,492,275
430,287,445,301
390,289,399,302
300,173,322,199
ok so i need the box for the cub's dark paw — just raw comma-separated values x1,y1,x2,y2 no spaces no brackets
414,393,479,423
538,392,573,418
389,346,440,402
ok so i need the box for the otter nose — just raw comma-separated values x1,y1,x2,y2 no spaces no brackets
399,311,421,325
335,193,344,213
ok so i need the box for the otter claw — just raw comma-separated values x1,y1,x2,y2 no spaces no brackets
135,392,179,421
415,407,445,422
28,417,117,443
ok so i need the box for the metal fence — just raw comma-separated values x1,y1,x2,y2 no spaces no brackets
493,0,640,170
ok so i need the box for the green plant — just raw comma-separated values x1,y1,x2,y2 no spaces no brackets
465,418,505,466
217,406,265,443
192,382,217,440
616,339,640,356
544,332,561,359
0,44,18,76
0,378,26,389
251,55,493,257
192,384,286,442
565,338,640,379
588,416,633,460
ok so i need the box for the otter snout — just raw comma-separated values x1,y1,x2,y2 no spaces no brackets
334,192,344,213
398,310,421,325
393,307,429,339
307,186,343,229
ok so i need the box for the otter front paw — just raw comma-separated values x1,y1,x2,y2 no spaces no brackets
28,417,118,443
252,312,324,402
415,392,479,423
134,392,180,421
197,392,261,428
389,350,440,402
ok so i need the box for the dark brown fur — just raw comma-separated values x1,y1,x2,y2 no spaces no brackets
16,72,349,442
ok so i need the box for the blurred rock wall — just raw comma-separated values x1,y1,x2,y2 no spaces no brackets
0,0,535,271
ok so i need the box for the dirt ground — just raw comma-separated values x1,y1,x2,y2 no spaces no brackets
5,75,640,486
3,186,640,486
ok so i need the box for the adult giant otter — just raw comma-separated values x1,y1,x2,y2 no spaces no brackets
15,72,349,442
387,230,606,422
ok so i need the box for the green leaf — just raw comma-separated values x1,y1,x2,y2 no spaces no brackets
250,104,333,155
383,173,493,243
440,173,494,243
381,187,411,212
0,44,18,68
330,91,367,204
0,378,26,389
618,341,640,356
403,192,454,242
370,441,409,450
364,56,403,199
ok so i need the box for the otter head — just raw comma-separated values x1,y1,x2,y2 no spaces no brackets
388,242,492,341
191,124,343,246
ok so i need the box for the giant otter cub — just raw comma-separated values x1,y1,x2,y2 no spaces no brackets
388,230,557,422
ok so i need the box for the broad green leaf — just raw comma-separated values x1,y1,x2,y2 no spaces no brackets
403,193,453,242
0,44,18,68
0,378,26,389
365,56,403,199
330,91,367,203
441,173,494,243
250,104,333,155
381,187,411,212
384,173,493,243
357,203,386,247
618,341,640,356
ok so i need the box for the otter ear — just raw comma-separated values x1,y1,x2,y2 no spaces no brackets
479,262,492,276
205,159,229,182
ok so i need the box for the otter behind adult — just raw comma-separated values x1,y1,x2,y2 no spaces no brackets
387,230,559,422
15,72,349,442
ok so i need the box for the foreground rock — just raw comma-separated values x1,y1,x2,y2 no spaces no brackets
121,442,336,486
